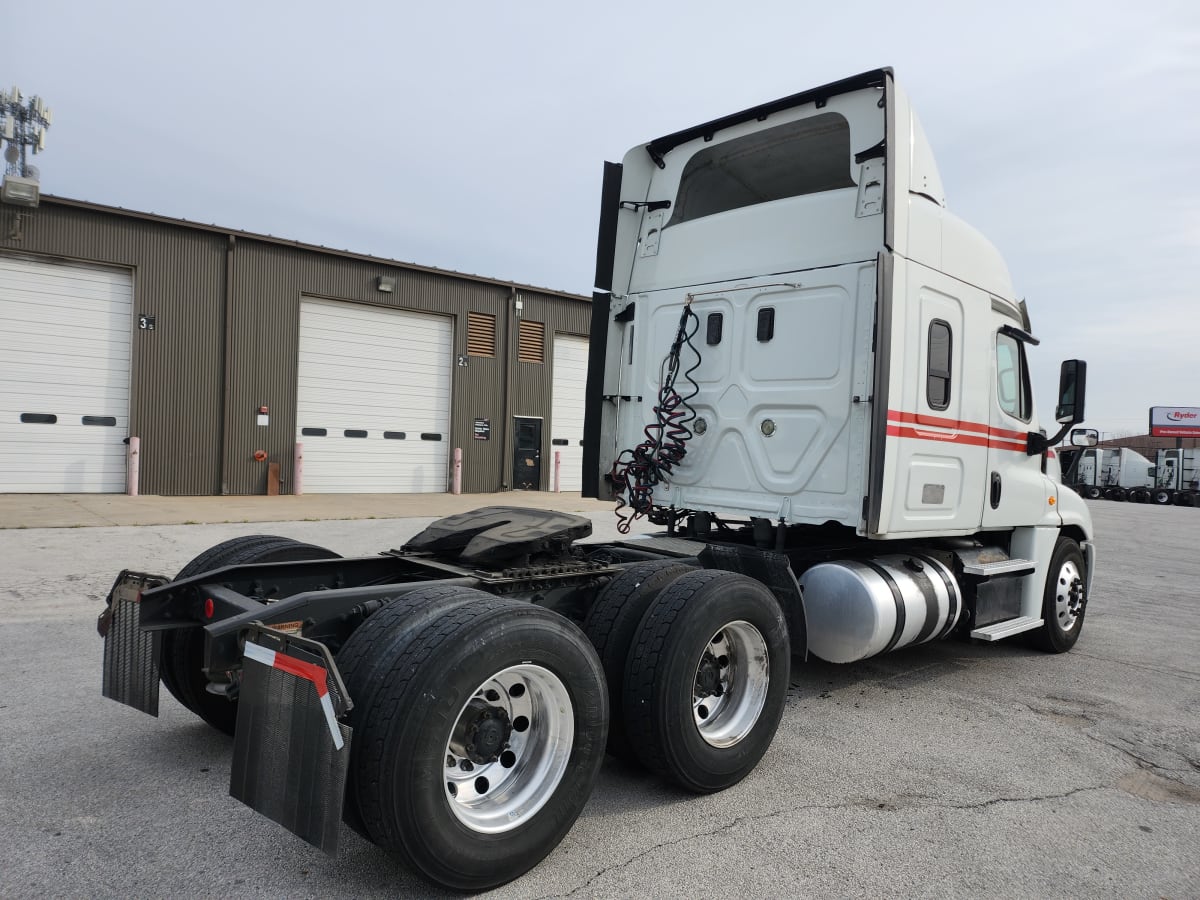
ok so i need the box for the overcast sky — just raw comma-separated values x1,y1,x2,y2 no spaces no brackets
7,0,1198,438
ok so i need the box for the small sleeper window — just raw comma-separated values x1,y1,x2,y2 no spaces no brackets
927,320,952,411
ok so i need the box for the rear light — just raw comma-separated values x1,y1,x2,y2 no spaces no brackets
204,597,215,619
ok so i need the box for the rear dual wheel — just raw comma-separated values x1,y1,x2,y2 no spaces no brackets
161,535,340,734
582,560,691,760
621,569,790,793
339,590,607,892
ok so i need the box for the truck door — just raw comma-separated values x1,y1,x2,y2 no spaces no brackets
980,319,1048,528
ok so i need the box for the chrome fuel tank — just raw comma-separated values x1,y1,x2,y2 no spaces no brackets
799,553,961,663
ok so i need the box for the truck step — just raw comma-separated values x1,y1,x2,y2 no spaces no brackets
961,557,1035,577
970,616,1043,641
615,536,707,557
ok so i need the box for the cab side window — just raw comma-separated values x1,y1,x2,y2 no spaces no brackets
996,332,1031,421
926,319,952,411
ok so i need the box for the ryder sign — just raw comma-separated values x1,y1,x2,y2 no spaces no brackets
1149,406,1200,437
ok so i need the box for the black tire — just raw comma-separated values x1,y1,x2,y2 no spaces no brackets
1084,486,1102,500
1108,488,1127,502
1177,493,1196,507
335,584,497,837
349,594,607,891
161,535,340,734
622,569,789,793
582,560,692,759
1027,536,1087,653
1153,489,1174,505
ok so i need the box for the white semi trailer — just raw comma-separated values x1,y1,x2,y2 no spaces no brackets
1070,447,1152,501
99,69,1095,891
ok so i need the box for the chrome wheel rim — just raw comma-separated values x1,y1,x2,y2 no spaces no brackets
443,664,573,834
692,620,769,748
1054,559,1085,632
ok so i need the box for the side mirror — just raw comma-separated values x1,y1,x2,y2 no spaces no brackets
1056,359,1087,424
1070,428,1098,447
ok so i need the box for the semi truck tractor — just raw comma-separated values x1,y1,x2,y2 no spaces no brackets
1150,448,1200,505
99,68,1095,891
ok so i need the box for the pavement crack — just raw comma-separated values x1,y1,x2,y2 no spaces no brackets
543,787,1108,897
543,802,843,899
1069,650,1200,683
1083,731,1197,777
931,785,1106,811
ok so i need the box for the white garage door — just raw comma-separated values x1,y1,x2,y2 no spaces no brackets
0,255,132,493
297,298,452,493
550,334,588,492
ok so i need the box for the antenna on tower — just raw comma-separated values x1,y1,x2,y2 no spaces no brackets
0,87,53,208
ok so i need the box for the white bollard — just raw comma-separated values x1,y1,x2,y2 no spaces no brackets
554,450,561,493
126,436,140,497
293,442,304,495
452,447,462,494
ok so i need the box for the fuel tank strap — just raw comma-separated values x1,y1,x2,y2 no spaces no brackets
857,559,906,654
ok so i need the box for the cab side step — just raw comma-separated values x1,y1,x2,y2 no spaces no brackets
970,615,1042,641
961,557,1035,577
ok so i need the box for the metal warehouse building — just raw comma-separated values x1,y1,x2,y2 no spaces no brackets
0,197,590,496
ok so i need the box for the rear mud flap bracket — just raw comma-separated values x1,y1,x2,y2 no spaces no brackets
229,624,353,856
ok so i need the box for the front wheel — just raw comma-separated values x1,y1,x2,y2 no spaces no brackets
349,595,607,891
1153,489,1174,505
622,569,790,793
1027,536,1087,653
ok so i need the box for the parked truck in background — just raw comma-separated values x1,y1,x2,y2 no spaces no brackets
1149,448,1200,506
98,69,1095,891
1068,446,1151,501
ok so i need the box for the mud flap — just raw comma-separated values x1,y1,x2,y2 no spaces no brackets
100,571,168,716
229,625,353,856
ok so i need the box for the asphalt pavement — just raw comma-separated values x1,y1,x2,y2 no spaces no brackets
0,497,1197,898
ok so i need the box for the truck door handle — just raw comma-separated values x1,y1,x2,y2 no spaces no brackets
990,471,1002,509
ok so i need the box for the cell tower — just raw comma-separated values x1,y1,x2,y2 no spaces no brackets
1,86,52,207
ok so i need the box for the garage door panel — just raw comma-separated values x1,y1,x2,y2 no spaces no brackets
0,256,131,493
297,298,451,493
550,335,588,492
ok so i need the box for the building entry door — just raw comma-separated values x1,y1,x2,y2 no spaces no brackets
513,417,543,490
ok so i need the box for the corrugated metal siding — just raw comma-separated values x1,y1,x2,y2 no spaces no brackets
0,200,590,495
0,204,226,495
223,242,522,495
511,294,591,489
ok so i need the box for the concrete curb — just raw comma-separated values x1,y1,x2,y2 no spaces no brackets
0,491,615,529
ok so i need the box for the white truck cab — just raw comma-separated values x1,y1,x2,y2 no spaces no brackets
584,68,1094,653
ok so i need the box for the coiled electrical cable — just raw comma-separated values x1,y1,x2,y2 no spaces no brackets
610,301,701,533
